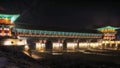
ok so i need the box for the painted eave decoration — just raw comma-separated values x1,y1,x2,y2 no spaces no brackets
0,14,20,24
96,26,120,32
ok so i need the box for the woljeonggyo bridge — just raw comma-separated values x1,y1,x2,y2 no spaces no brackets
1,13,120,53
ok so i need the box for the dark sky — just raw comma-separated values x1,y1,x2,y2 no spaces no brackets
0,0,120,31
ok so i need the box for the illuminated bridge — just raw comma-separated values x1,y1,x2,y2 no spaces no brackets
15,28,102,39
1,13,120,52
14,28,103,52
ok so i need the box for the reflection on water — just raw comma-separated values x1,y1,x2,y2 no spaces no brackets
79,50,116,56
23,51,43,59
52,53,63,55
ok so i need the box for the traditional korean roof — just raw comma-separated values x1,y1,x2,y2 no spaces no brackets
0,14,20,24
97,26,119,31
96,26,120,33
15,28,103,37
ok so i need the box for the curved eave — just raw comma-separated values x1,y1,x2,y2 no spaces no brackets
96,26,120,31
0,14,20,23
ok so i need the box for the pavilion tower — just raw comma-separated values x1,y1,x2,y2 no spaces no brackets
0,14,19,37
97,26,119,40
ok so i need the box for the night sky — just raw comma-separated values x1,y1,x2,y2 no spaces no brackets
0,0,120,31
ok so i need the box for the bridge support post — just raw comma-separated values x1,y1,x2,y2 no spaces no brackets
115,42,118,50
86,40,90,50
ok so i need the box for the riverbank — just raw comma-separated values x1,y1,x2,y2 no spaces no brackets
1,45,120,68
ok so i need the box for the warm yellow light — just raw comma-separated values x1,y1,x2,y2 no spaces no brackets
89,43,99,48
24,45,29,51
79,43,88,48
3,39,16,45
52,42,63,51
67,42,77,50
102,41,105,43
17,41,25,45
117,41,120,43
105,41,109,43
36,43,45,51
110,41,114,43
4,41,11,45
